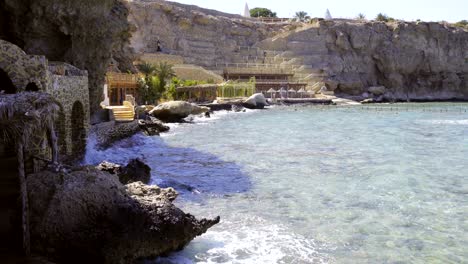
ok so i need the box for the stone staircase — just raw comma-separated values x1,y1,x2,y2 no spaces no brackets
0,145,21,251
252,25,330,91
108,101,135,122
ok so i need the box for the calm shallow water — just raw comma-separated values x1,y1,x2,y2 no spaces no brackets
86,103,468,264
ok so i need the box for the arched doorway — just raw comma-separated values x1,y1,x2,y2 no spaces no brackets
0,68,16,94
71,101,86,159
25,82,39,92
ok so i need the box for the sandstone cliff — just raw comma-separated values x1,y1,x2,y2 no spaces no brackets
127,0,292,67
0,0,135,119
128,0,468,101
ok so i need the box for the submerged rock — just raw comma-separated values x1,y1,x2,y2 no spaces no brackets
27,167,219,263
149,101,210,122
243,93,268,109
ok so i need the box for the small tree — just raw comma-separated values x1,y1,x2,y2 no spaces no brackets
137,62,176,104
375,13,395,22
356,13,366,20
294,11,310,22
250,7,277,18
455,20,468,28
154,62,176,96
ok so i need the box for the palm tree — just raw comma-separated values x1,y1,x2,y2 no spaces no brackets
155,62,176,95
294,11,310,22
357,13,366,20
136,62,157,80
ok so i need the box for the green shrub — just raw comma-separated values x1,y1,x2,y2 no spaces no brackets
250,7,277,18
375,13,394,22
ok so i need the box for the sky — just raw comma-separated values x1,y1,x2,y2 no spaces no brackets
169,0,466,23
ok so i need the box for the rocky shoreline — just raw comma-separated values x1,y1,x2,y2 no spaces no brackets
26,161,219,263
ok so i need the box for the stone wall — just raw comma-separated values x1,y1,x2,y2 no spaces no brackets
139,53,185,65
0,39,49,92
47,72,90,156
0,40,90,158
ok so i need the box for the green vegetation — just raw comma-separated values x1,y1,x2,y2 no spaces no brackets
136,62,176,104
294,11,310,22
375,13,395,22
165,78,213,101
217,79,255,98
356,13,366,20
250,7,277,18
454,20,468,28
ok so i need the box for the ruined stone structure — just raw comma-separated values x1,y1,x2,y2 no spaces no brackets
0,40,90,157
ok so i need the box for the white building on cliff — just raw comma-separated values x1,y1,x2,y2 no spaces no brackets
243,3,250,18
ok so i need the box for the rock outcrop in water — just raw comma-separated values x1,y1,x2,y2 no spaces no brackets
149,101,210,122
0,0,135,119
27,166,220,263
97,159,152,184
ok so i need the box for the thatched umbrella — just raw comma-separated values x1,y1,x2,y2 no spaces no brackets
267,88,276,99
297,88,306,98
0,92,61,255
288,88,297,98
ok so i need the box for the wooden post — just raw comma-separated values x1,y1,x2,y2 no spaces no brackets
17,142,30,255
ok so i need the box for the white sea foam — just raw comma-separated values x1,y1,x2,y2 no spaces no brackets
157,217,331,264
422,119,468,125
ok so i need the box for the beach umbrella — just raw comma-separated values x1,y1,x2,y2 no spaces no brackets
297,88,306,98
266,88,276,98
288,88,297,98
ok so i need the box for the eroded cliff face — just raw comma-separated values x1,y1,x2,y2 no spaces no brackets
323,21,468,100
128,0,468,100
0,0,135,119
254,20,468,100
127,0,290,67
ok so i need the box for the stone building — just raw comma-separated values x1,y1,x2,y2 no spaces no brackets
0,39,90,157
0,39,90,255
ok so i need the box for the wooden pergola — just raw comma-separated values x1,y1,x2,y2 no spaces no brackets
106,72,140,106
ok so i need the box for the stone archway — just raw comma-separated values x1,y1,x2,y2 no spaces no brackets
0,68,16,94
25,82,39,92
71,101,86,158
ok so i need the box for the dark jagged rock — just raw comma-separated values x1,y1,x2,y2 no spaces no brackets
96,161,122,174
138,117,170,136
97,159,151,184
27,167,219,264
91,121,141,149
119,158,151,184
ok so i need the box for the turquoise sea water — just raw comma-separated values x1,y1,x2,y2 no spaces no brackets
86,103,468,263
